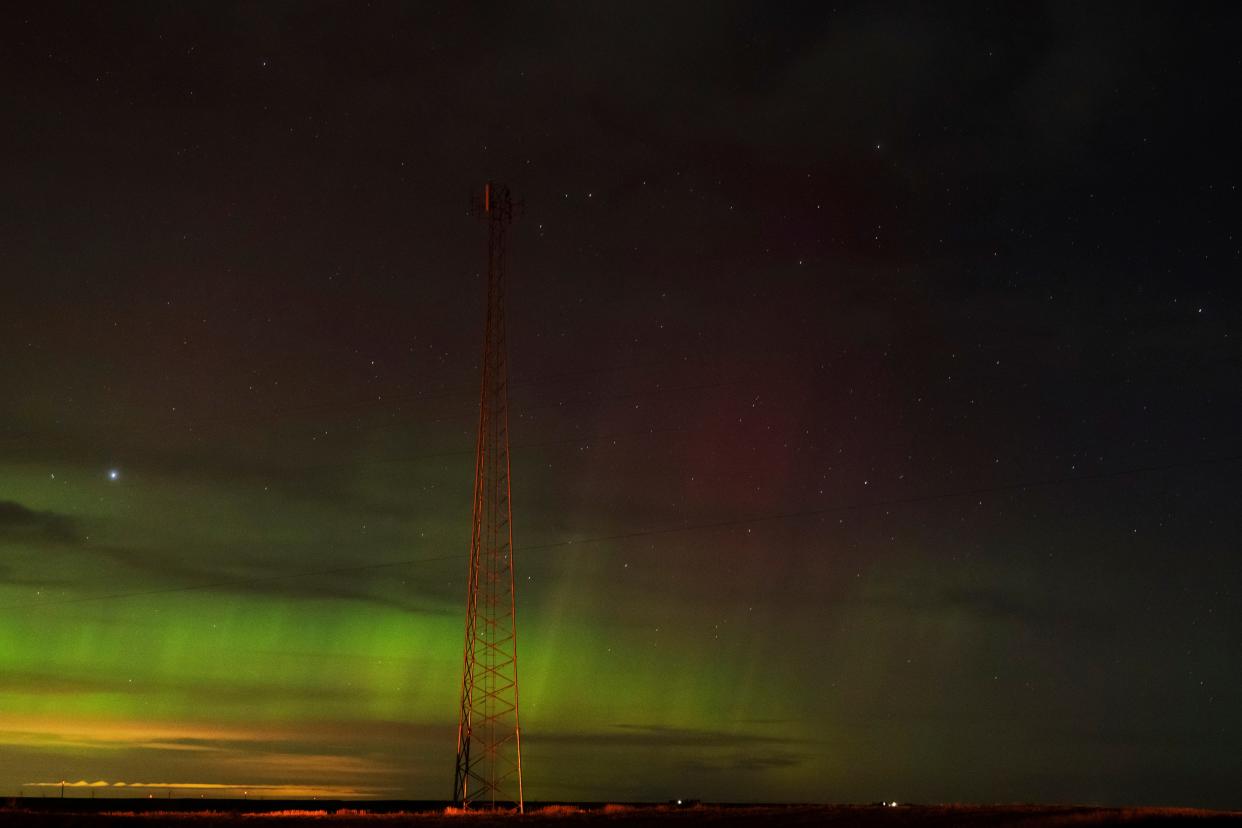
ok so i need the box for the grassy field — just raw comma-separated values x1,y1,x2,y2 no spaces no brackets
1,803,1240,827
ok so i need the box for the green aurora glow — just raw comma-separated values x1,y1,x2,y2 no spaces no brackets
3,1,1240,810
1,440,820,801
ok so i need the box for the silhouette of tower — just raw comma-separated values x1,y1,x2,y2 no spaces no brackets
453,182,524,812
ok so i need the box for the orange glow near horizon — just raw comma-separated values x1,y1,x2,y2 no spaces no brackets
21,780,385,798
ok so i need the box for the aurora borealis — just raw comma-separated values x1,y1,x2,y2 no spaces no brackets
3,1,1241,810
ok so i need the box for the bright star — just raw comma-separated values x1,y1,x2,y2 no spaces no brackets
108,469,120,481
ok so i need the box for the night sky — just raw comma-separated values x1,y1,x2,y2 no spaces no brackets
2,1,1240,809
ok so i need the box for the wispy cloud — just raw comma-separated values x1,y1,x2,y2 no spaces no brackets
0,563,77,589
530,722,804,749
0,500,80,543
5,715,411,798
0,714,448,763
21,780,390,798
0,669,370,707
682,751,806,772
0,715,281,752
5,540,454,615
865,577,1113,635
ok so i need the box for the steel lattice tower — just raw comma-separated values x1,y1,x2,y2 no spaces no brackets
453,182,524,812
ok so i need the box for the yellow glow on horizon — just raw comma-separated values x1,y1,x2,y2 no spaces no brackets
22,780,385,798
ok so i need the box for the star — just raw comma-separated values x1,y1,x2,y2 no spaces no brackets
108,469,120,481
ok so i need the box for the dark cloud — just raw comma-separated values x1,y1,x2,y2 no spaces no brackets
0,563,76,588
0,669,365,707
938,584,1107,633
531,723,802,750
683,750,806,772
866,576,1115,637
0,501,80,544
72,543,455,615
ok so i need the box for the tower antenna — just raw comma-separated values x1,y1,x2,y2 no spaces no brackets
453,182,524,812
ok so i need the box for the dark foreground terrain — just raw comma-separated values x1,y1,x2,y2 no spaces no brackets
1,802,1240,827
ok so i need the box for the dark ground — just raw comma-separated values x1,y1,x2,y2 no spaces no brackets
2,802,1240,826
